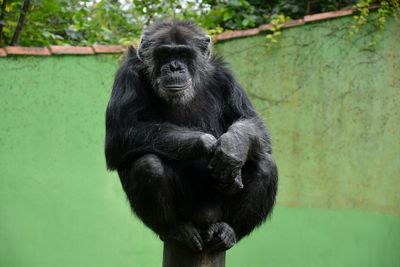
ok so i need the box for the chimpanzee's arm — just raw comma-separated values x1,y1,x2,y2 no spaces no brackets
209,69,273,194
105,119,216,170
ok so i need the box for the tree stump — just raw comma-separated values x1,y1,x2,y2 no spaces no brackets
162,241,225,267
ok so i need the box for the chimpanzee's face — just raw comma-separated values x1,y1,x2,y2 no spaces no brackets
138,23,211,105
153,43,195,104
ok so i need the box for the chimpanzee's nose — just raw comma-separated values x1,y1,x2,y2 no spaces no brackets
169,60,183,72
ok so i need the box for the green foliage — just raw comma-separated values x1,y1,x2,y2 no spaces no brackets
9,0,143,46
349,0,399,47
0,0,398,47
349,0,373,37
0,0,21,46
197,0,268,30
265,14,290,50
0,0,143,46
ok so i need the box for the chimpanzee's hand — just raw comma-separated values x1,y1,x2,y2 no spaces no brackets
198,133,218,159
204,222,236,251
208,132,247,195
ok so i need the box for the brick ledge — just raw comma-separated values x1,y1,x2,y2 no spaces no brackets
0,7,377,57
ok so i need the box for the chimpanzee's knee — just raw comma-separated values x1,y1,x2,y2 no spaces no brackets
120,154,178,234
130,154,168,186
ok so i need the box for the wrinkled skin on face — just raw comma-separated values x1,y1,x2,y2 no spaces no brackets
137,22,212,105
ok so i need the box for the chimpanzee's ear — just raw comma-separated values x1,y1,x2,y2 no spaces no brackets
197,35,212,60
137,33,153,62
136,36,145,62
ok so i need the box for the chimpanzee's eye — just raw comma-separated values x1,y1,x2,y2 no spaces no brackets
159,51,169,59
182,51,189,58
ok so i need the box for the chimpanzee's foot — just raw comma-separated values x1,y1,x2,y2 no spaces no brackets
203,222,236,251
160,222,204,252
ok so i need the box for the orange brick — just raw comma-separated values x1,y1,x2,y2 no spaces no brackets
216,28,260,41
49,45,94,55
216,31,241,41
0,48,7,57
92,45,126,53
304,9,353,23
240,28,260,36
284,19,305,28
5,46,51,56
258,24,273,32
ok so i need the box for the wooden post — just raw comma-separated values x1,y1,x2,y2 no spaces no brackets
163,241,225,267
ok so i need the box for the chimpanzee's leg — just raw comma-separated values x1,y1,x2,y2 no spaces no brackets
228,153,277,238
204,153,278,251
117,153,204,251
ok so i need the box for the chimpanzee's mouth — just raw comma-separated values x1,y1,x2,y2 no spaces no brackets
162,80,191,93
164,84,186,90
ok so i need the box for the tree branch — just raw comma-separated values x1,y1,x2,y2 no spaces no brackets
10,0,30,46
0,0,7,46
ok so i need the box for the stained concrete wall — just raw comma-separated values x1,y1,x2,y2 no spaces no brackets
0,15,399,267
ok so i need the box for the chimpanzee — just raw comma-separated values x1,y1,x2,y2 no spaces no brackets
105,21,278,252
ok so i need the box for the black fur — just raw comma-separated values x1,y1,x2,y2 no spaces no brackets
105,21,278,252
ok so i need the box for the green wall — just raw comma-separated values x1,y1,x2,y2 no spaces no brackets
1,16,399,267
